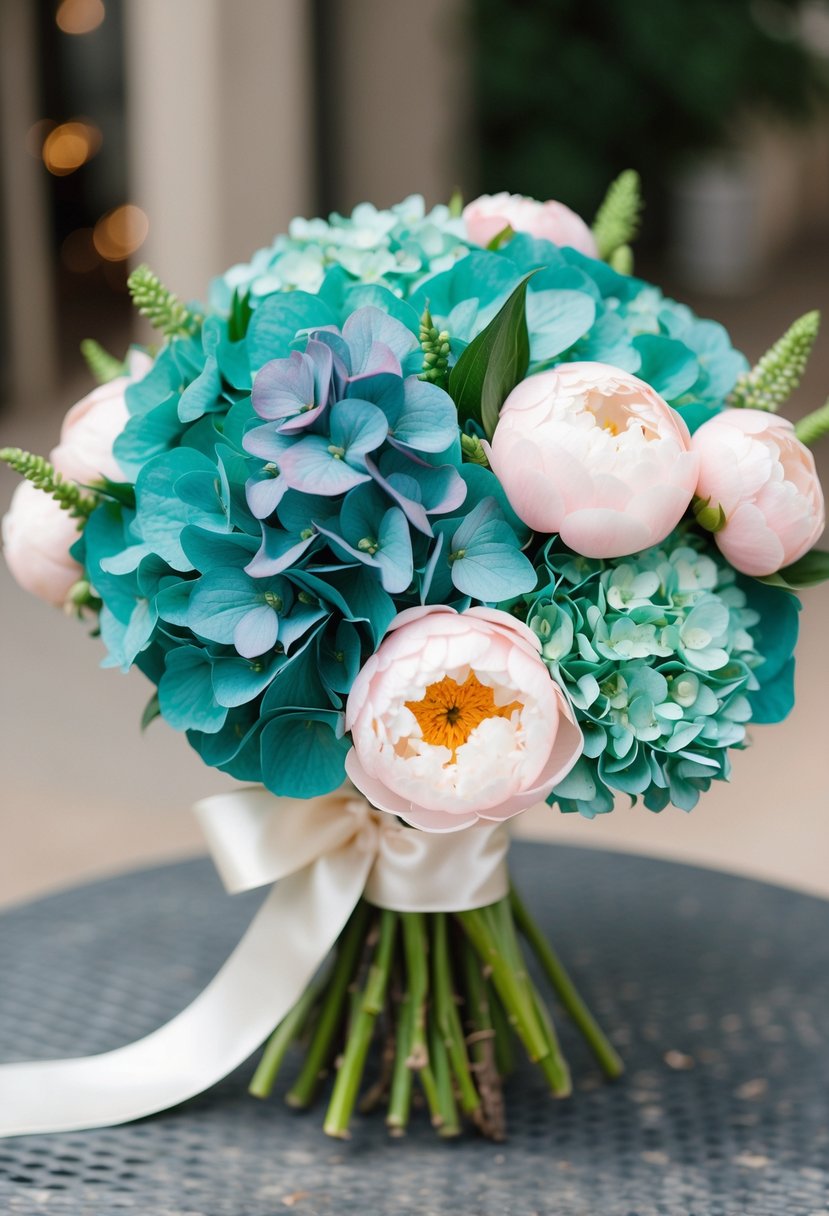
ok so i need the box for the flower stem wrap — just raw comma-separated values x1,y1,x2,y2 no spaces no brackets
0,785,509,1138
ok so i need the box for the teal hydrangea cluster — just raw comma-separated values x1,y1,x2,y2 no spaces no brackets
79,291,536,799
523,531,800,816
73,198,792,811
209,195,469,312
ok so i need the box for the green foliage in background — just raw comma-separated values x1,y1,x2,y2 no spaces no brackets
471,0,828,227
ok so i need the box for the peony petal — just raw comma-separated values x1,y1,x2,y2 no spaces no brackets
716,503,785,576
560,507,651,559
344,749,478,833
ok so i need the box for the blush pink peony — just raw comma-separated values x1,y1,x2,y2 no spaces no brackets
344,606,583,833
691,408,825,576
486,362,699,558
2,348,151,606
51,348,152,484
2,480,82,606
463,192,598,257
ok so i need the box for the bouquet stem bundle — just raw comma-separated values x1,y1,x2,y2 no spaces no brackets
250,884,623,1140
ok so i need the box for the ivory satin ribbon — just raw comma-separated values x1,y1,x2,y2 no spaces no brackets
0,785,509,1138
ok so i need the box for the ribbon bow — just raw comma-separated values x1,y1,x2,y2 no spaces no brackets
0,786,509,1137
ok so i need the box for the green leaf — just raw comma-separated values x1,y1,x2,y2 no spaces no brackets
80,338,126,384
95,478,137,510
448,272,537,439
486,224,515,251
756,548,829,590
794,397,829,447
227,288,253,343
141,693,161,731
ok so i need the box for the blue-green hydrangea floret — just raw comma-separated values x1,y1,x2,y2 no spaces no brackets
525,532,790,818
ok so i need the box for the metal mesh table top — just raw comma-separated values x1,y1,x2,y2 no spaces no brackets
0,841,827,1216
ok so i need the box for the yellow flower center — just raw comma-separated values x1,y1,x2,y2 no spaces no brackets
405,672,522,758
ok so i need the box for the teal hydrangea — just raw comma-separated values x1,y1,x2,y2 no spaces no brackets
77,295,535,800
522,531,799,817
209,195,470,311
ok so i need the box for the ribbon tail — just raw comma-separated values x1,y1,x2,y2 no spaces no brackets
0,845,372,1138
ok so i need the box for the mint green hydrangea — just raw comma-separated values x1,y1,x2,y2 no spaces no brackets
522,532,796,817
209,195,468,311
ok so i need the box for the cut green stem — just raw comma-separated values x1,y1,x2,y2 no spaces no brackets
400,911,445,1125
286,900,371,1108
487,898,570,1096
458,902,549,1062
401,912,429,1067
510,885,624,1080
527,982,572,1097
429,1017,460,1137
249,975,326,1099
432,913,481,1118
386,989,414,1135
487,976,515,1078
323,909,397,1139
461,935,507,1140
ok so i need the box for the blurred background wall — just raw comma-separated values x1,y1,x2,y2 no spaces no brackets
1,0,828,907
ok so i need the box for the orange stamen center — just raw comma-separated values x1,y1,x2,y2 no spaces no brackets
405,672,522,758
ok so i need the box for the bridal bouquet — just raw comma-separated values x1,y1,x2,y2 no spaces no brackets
2,174,827,1142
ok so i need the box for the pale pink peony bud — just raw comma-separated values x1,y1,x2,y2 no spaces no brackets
2,480,82,606
487,362,699,558
463,192,598,257
691,408,825,576
51,348,152,484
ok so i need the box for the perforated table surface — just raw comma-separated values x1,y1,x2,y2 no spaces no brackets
1,842,828,1216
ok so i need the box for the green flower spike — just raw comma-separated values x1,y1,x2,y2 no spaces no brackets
729,310,820,412
592,169,642,262
608,244,634,276
80,338,126,385
418,305,451,388
460,433,490,467
127,264,202,340
795,396,829,447
0,448,96,519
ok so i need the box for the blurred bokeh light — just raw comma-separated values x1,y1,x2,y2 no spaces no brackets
92,202,148,261
55,0,106,37
41,119,102,175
